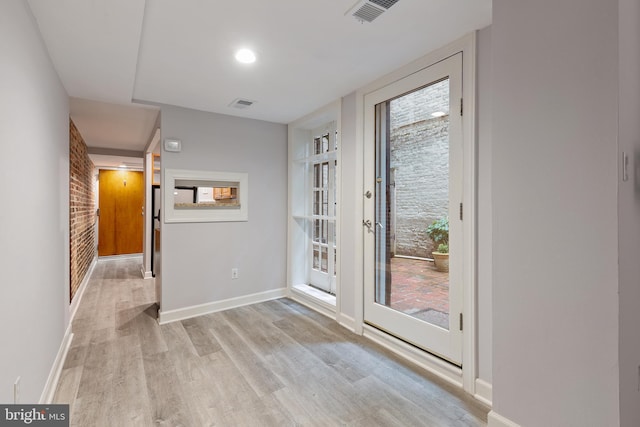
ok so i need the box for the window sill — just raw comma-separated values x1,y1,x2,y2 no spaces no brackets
291,284,336,317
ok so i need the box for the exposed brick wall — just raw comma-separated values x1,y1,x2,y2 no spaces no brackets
69,119,96,302
390,81,449,258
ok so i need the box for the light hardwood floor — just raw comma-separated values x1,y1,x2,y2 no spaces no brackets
54,257,489,426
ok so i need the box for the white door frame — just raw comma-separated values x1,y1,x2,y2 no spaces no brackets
352,33,477,393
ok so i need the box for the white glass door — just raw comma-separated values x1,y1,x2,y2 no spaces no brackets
363,53,463,365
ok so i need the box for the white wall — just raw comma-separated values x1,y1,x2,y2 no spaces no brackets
618,0,640,425
0,0,69,403
159,105,287,312
476,26,492,385
491,0,619,425
339,92,358,321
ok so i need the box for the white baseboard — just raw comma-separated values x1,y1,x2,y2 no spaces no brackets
338,313,356,332
69,257,97,322
474,378,493,406
158,288,287,324
488,411,521,427
362,324,463,388
40,326,73,404
142,268,153,279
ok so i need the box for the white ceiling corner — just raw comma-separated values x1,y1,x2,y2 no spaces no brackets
28,0,146,104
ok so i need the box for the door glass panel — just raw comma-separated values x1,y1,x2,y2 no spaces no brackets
375,78,451,330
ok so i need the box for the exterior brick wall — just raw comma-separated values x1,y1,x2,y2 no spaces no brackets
69,119,96,301
390,81,449,258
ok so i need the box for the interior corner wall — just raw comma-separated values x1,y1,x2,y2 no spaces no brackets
0,0,70,403
69,119,96,301
476,25,492,385
618,0,640,425
492,0,619,425
159,105,287,312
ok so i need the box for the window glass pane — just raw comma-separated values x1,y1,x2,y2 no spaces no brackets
313,219,320,242
322,219,328,243
322,190,328,216
313,246,320,270
313,191,320,215
321,247,328,272
322,133,329,153
322,162,328,188
313,164,320,188
334,248,337,276
314,137,321,155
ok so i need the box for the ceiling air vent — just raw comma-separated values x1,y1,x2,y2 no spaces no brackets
229,98,256,109
346,0,400,23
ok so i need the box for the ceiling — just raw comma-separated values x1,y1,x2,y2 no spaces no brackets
28,0,491,154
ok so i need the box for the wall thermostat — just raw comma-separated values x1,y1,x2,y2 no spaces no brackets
164,138,182,152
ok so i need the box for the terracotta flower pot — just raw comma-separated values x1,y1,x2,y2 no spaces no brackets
432,252,449,272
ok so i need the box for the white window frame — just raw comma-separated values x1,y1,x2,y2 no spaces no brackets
287,101,342,317
308,125,338,294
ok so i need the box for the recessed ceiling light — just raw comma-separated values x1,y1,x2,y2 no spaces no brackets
235,48,256,64
431,111,446,118
119,164,127,168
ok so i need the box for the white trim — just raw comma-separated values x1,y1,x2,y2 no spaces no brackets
488,411,521,427
354,32,478,394
474,378,493,406
461,30,478,394
39,326,73,404
290,286,336,319
352,88,365,336
69,257,97,322
142,268,153,279
158,288,287,324
362,324,463,388
337,313,356,332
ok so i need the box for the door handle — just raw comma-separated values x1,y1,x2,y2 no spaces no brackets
363,219,373,233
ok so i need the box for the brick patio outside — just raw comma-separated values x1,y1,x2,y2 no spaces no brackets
388,256,450,329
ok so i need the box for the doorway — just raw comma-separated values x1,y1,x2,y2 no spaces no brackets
363,53,463,365
98,169,144,256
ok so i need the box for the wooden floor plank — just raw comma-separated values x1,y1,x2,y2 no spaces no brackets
206,313,285,397
181,317,222,357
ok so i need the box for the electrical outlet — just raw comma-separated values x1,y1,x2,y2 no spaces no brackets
14,377,20,404
231,268,239,279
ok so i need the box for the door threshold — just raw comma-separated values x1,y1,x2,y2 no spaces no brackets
362,323,463,388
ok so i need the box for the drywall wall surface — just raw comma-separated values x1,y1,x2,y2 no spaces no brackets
159,105,287,312
618,0,640,425
0,0,70,403
492,0,619,425
339,92,358,319
476,25,493,385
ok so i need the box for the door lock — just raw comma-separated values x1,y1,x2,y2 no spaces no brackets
364,191,372,199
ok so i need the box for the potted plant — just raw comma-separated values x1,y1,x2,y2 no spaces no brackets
426,217,449,272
